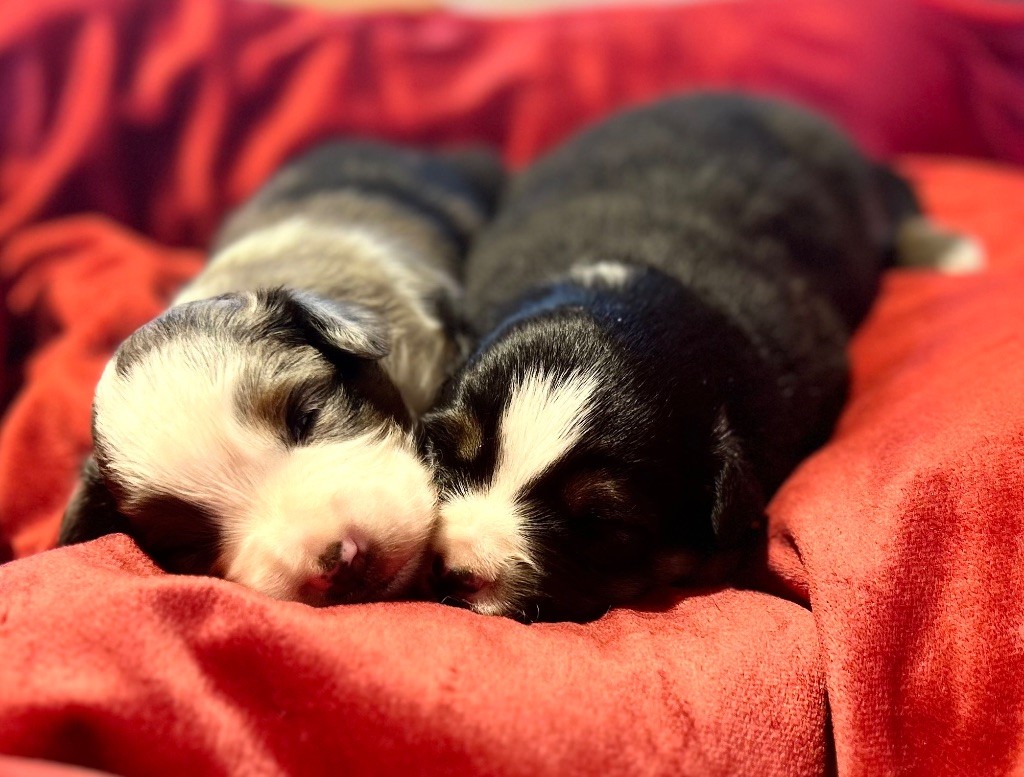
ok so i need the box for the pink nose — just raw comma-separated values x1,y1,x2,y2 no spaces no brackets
431,554,489,601
306,539,362,593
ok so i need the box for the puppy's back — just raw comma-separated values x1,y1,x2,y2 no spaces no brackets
221,143,502,246
202,142,504,300
466,93,914,333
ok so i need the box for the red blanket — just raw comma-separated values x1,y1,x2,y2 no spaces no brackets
2,1,1023,775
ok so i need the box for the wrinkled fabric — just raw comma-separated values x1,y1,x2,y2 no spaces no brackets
1,1,1023,775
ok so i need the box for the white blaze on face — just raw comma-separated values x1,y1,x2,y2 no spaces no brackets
93,339,437,601
436,370,599,615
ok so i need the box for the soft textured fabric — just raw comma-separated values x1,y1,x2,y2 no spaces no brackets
1,1,1023,775
0,757,117,777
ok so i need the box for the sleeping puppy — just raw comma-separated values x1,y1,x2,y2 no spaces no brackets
60,141,503,606
422,92,981,622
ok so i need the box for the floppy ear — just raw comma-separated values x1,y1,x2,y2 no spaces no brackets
272,288,412,426
274,288,391,362
709,408,767,548
58,455,132,546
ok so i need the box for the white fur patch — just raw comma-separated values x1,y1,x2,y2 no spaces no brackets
933,236,986,274
434,491,534,616
435,370,599,615
569,261,635,288
493,370,600,494
94,340,437,602
896,217,987,275
224,430,437,601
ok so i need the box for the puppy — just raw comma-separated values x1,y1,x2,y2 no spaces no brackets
422,93,981,622
60,141,503,606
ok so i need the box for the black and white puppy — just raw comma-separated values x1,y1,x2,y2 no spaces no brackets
422,93,981,622
60,141,502,606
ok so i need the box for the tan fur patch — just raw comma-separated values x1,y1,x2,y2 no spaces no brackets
562,469,627,517
453,415,484,463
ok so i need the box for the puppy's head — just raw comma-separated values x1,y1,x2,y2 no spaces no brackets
422,311,764,622
61,288,437,605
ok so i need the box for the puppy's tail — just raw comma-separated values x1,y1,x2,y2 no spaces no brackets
894,216,986,274
876,164,986,274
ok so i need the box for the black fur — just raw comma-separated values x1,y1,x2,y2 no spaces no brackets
58,455,131,546
424,92,920,621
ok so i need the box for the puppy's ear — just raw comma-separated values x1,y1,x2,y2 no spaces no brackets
275,289,391,361
271,288,411,426
709,408,766,548
58,455,132,546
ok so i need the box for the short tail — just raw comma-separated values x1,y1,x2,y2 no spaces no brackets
875,163,986,274
895,217,987,274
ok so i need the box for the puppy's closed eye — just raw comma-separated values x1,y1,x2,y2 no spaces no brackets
286,404,321,446
562,468,627,517
237,367,336,447
557,469,655,564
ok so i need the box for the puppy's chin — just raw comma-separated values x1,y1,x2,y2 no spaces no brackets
220,430,439,604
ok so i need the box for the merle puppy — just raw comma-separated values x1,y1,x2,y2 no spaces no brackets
60,141,502,606
422,93,980,622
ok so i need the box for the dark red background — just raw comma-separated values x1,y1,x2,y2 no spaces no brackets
1,1,1023,774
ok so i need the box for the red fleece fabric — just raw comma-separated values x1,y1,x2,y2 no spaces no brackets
1,1,1023,775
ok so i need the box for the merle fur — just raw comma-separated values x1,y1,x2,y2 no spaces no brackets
60,141,504,575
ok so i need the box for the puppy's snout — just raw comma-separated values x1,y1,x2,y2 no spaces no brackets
307,539,365,593
431,554,488,601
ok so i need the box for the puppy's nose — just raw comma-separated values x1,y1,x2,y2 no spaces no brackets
431,554,487,600
307,539,364,593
